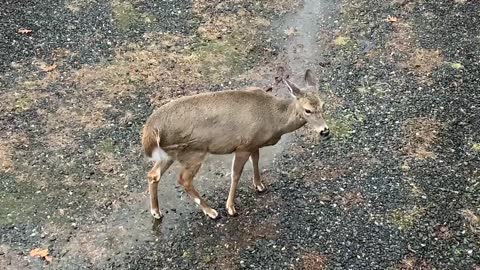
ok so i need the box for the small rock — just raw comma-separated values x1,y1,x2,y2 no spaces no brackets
319,194,332,202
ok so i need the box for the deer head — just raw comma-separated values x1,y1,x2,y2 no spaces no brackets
283,69,330,138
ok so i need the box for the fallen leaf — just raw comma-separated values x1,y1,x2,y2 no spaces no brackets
385,16,398,23
30,248,49,258
41,64,57,72
472,143,480,153
450,62,464,69
30,248,53,263
334,36,350,46
18,28,33,34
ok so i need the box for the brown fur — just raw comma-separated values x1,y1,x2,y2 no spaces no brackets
141,69,329,219
143,89,305,157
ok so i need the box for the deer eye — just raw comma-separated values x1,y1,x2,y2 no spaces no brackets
304,109,312,115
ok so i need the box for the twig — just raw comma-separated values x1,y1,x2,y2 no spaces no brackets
437,187,460,194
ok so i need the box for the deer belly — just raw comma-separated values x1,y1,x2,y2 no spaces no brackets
205,135,257,154
264,136,281,146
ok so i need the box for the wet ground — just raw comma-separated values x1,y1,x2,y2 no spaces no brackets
1,0,479,269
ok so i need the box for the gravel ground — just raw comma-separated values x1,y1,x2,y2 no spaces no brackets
0,0,479,269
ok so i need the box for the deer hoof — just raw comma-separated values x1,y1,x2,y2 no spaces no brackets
204,208,220,220
255,183,267,193
150,209,163,219
226,206,238,217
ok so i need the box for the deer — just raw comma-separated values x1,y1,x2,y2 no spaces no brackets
141,69,330,220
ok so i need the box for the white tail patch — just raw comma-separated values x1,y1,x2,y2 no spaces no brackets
151,147,170,161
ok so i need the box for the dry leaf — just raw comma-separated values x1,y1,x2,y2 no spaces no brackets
385,16,398,23
30,248,53,263
18,28,33,34
334,36,350,46
30,248,49,258
41,64,57,72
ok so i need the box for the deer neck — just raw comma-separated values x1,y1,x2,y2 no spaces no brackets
277,98,307,134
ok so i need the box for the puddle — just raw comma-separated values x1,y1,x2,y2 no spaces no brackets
274,0,337,79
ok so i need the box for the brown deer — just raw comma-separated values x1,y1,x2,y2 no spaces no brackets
141,69,330,220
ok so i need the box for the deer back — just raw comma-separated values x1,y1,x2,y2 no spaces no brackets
145,89,303,155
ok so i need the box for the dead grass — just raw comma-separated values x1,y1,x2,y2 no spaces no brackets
393,257,433,270
65,0,95,13
0,244,36,270
263,0,302,14
405,178,426,198
72,0,273,102
459,209,480,234
390,206,426,230
48,103,106,130
386,21,444,81
0,144,13,172
72,33,211,107
340,190,364,210
435,225,453,240
318,167,347,181
40,97,111,150
72,0,275,97
301,251,328,270
306,152,379,182
98,152,122,176
387,22,413,55
0,134,28,173
403,48,444,76
44,128,76,150
0,88,49,112
403,117,443,160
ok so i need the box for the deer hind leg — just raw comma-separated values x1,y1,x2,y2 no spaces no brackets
148,159,174,219
250,149,266,193
226,151,251,216
177,153,219,219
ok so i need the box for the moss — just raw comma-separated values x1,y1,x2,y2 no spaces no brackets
202,254,213,264
325,112,365,141
15,95,34,111
112,1,153,32
23,80,41,90
98,138,116,153
471,143,480,153
0,187,45,226
182,250,192,259
334,36,351,46
189,41,245,83
390,206,426,230
450,62,464,69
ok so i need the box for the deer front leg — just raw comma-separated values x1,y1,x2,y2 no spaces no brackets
250,149,266,193
226,152,250,216
148,159,174,219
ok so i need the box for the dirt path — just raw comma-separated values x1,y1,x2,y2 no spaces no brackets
1,0,479,269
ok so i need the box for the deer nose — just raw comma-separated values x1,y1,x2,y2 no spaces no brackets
320,128,330,138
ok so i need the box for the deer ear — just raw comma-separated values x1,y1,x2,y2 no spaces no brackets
304,69,317,88
283,79,302,97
